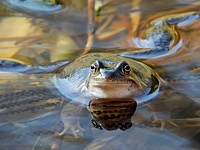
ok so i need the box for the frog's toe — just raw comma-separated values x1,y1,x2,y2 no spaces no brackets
59,122,84,138
150,116,178,130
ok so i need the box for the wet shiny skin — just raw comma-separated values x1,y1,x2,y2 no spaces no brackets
53,53,161,102
86,60,146,98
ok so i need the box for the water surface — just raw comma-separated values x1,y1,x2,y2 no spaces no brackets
0,0,200,149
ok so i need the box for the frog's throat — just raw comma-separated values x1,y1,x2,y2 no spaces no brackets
86,79,142,98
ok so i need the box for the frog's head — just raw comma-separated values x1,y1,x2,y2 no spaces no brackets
85,60,145,98
53,53,161,103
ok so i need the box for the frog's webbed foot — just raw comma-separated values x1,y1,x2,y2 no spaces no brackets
150,115,178,130
59,101,85,138
58,117,84,138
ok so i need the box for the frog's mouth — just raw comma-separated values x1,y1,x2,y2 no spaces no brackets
87,79,142,98
89,79,136,84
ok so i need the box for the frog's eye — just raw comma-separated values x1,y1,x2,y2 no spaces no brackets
90,65,96,70
91,60,104,73
121,63,130,75
90,64,99,73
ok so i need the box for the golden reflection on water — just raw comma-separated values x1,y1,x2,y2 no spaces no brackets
0,0,200,150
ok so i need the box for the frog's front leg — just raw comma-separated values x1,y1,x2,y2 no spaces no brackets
59,101,85,138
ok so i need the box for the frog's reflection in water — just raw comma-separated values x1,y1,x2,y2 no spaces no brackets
60,98,137,138
88,98,137,131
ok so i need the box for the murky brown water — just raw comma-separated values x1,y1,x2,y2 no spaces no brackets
0,0,200,150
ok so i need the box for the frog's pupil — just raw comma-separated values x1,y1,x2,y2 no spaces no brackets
91,65,95,70
124,65,130,71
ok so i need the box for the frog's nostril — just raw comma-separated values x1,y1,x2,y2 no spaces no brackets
101,70,114,79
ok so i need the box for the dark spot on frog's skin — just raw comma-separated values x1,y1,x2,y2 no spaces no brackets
119,109,125,113
103,115,109,120
105,124,118,130
116,114,121,118
113,110,118,113
121,114,126,117
120,122,132,130
94,110,102,114
111,114,116,118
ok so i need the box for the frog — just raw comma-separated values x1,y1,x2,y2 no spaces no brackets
0,52,162,100
52,53,162,135
127,12,200,59
0,51,162,137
